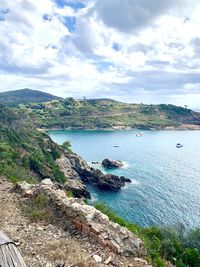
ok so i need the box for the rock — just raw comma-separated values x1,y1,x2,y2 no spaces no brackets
104,255,112,264
120,176,131,183
102,159,123,168
93,254,102,263
41,179,53,186
64,179,91,199
14,181,35,194
57,153,131,192
133,258,148,264
33,181,146,257
97,174,125,191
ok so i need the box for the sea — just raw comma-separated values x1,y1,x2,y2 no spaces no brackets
48,130,200,229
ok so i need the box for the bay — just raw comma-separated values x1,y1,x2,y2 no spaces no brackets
49,130,200,228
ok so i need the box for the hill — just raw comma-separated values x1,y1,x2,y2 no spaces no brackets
21,97,200,130
1,88,200,129
0,88,62,105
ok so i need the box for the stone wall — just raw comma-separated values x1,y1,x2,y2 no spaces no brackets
30,180,147,257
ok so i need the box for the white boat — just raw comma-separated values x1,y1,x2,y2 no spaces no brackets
136,132,144,137
176,143,183,148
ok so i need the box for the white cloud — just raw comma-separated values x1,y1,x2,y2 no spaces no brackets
1,0,200,107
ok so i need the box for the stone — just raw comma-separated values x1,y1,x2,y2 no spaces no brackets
97,174,126,191
64,179,91,199
102,159,123,169
81,223,90,236
134,258,148,264
41,179,53,186
15,181,34,193
97,235,107,247
30,181,146,257
58,153,130,192
93,254,102,263
104,255,112,264
120,176,131,183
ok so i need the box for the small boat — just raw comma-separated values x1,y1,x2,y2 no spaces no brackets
136,132,144,137
113,145,119,147
176,143,183,148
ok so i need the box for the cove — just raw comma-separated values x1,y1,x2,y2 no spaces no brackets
48,130,200,228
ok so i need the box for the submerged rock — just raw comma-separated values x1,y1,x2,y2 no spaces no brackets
102,159,124,169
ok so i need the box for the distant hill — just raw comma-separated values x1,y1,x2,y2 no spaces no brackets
22,97,200,130
1,88,200,129
0,88,62,105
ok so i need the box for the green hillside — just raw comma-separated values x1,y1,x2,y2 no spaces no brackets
1,89,200,129
0,88,62,106
0,107,65,184
21,97,200,130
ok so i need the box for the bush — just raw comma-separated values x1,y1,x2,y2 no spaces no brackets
25,194,52,222
61,140,72,153
94,202,200,267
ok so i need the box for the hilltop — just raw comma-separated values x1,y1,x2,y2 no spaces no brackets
0,88,62,106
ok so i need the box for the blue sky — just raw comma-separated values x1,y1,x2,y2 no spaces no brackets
0,0,200,108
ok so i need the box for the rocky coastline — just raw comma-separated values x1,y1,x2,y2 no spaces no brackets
43,123,200,132
56,153,132,195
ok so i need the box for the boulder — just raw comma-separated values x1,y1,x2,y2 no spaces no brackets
64,179,91,199
120,176,131,183
102,159,123,168
41,178,53,186
97,174,126,191
14,181,35,195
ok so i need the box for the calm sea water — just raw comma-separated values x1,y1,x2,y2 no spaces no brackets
49,130,200,228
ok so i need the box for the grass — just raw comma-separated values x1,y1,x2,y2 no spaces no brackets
25,193,53,222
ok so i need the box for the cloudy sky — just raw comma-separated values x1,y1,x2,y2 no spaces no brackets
1,0,200,107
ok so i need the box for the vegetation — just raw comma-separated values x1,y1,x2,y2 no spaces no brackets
1,89,200,129
16,97,200,130
0,107,66,184
94,202,200,267
24,193,53,222
61,140,72,153
0,88,61,106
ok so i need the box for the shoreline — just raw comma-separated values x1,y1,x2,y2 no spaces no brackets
38,124,200,132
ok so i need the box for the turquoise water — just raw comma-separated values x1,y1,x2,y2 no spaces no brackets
49,130,200,228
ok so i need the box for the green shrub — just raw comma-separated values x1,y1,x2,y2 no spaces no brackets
93,202,200,267
25,194,52,222
61,140,72,153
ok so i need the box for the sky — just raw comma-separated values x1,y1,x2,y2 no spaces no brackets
0,0,200,107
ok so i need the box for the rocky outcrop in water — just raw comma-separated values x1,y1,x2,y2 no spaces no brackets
102,159,124,168
57,153,131,191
